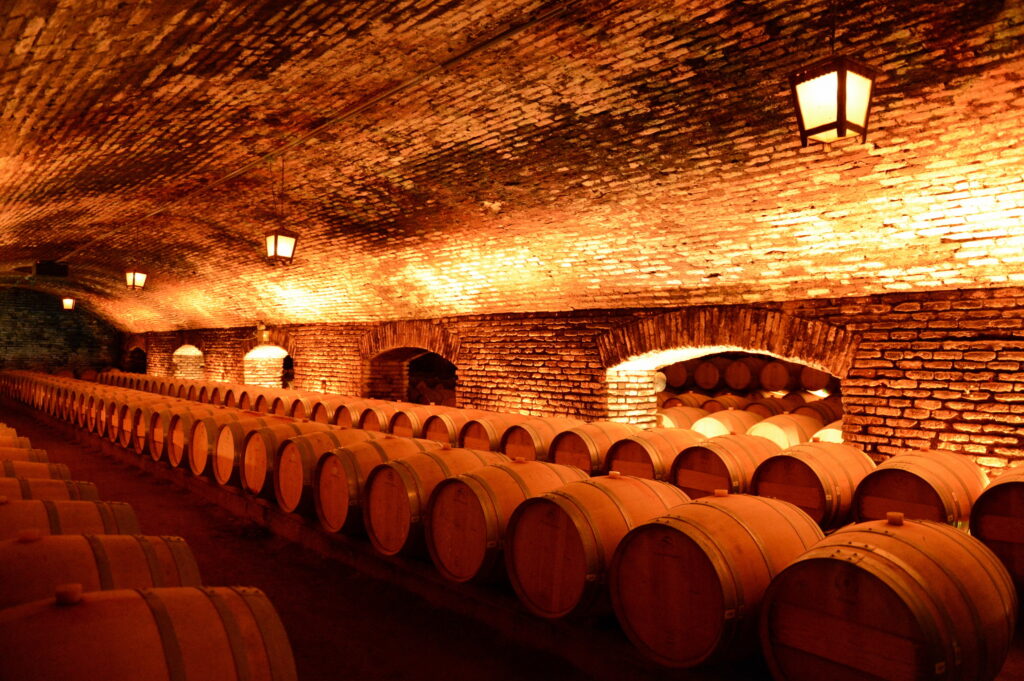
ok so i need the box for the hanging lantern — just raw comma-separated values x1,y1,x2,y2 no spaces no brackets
61,297,76,310
265,227,298,265
789,55,881,147
125,270,148,290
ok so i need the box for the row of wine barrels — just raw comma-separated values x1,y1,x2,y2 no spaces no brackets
0,478,98,501
241,422,336,497
0,434,31,448
1,459,70,480
0,499,140,540
0,446,49,463
207,414,293,484
0,533,202,610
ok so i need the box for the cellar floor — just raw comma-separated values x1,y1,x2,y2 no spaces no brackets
4,402,1024,681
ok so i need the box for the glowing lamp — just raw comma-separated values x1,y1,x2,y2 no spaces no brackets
125,270,148,290
265,227,298,265
789,55,880,146
61,298,76,310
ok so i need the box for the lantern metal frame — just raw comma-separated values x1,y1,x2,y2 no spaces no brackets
125,269,148,290
264,155,299,265
788,54,881,147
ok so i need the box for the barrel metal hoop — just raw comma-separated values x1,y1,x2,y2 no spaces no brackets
17,477,32,499
202,587,253,681
96,501,117,533
42,499,62,534
138,588,188,681
135,535,167,587
232,587,298,681
84,534,115,589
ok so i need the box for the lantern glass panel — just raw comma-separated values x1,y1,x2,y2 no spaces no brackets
125,271,147,288
795,70,838,138
61,298,75,310
265,234,276,258
276,233,297,259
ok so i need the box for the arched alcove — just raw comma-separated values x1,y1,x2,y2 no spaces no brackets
596,307,857,426
243,344,291,388
125,347,148,374
369,347,457,406
171,344,205,380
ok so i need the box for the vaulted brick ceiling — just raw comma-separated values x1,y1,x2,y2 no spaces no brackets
0,0,1021,331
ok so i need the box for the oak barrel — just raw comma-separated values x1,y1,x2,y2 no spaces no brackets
691,410,763,439
660,391,706,408
760,516,1016,681
0,499,140,540
426,460,588,582
0,460,71,480
610,493,823,667
0,446,48,463
810,419,843,442
0,478,98,501
0,586,298,681
700,394,752,413
745,413,823,449
505,474,690,618
693,357,731,391
207,414,293,485
239,422,333,496
0,533,201,609
759,360,799,391
671,434,781,498
459,413,535,451
724,356,765,392
852,448,988,528
751,442,876,529
655,406,708,429
971,464,1024,590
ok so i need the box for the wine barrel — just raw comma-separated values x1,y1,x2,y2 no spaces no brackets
792,397,843,423
505,474,690,618
671,434,781,498
655,406,708,429
459,413,536,451
0,586,298,681
691,410,763,438
798,365,831,391
130,400,188,457
363,447,507,556
273,429,389,514
0,499,140,540
0,435,31,449
0,447,48,463
610,493,823,667
759,360,799,391
660,391,706,409
313,437,445,534
745,414,823,449
0,460,70,480
286,395,321,420
662,361,691,389
852,449,988,528
724,357,765,392
744,398,791,418
751,442,876,529
308,396,354,423
426,460,589,583
971,464,1024,590
693,357,731,391
760,515,1016,681
604,428,705,480
810,419,843,442
700,394,751,413
0,478,98,501
498,417,587,462
0,533,201,610
240,422,334,496
549,422,643,475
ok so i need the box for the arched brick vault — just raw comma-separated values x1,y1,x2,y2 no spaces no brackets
240,327,298,359
359,321,460,364
596,307,860,377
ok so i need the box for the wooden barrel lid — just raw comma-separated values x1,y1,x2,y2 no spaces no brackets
365,466,414,555
427,480,489,581
506,500,587,618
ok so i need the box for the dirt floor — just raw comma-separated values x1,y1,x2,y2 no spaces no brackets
4,403,1024,681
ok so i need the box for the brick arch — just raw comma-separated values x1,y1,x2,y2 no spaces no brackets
595,306,859,426
239,326,298,359
597,307,858,377
360,321,460,364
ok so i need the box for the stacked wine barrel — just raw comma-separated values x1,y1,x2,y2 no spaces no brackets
0,405,300,680
5,368,1019,680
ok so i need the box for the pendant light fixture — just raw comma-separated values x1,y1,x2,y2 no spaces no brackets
124,219,148,289
265,155,299,265
788,0,881,146
61,297,76,310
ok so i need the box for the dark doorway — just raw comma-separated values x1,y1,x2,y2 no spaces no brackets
126,347,147,374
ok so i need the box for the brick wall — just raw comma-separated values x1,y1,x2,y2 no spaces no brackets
0,288,121,373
